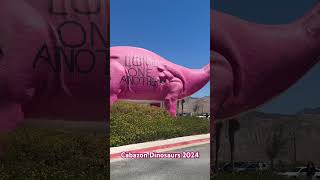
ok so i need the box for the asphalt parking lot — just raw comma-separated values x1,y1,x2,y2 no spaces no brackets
110,144,210,180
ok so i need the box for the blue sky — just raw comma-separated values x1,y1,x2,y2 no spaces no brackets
111,0,210,98
213,0,320,114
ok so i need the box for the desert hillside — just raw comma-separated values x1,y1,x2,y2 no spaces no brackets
177,96,210,115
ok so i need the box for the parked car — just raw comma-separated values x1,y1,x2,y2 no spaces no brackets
196,113,210,119
277,167,320,179
196,115,210,119
221,162,248,172
178,113,192,117
236,162,269,172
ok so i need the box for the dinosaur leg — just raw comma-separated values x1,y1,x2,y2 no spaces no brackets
212,52,234,119
110,77,122,106
211,52,234,174
110,94,118,106
0,102,24,133
164,94,178,117
110,60,126,106
0,102,24,155
164,81,183,117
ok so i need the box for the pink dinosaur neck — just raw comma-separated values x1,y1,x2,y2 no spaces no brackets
182,64,210,98
296,2,320,47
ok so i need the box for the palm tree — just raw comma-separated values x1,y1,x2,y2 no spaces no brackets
214,122,223,172
228,119,240,172
181,99,185,115
176,100,180,116
265,124,288,170
193,104,200,114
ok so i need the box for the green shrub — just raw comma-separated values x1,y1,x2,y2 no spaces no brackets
0,128,108,179
110,101,209,147
0,101,208,179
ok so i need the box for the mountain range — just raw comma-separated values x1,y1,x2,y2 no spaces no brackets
177,96,210,114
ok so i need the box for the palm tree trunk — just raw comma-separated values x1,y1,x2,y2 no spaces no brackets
229,124,235,172
181,99,184,115
228,119,240,172
270,158,274,171
215,122,223,172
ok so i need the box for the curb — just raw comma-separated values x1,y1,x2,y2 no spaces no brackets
110,134,210,162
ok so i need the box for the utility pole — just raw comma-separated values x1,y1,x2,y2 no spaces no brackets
293,134,297,163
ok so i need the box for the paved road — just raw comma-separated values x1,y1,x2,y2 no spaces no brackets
111,144,210,180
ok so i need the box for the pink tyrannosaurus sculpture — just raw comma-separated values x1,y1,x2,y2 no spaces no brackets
110,46,210,116
0,0,107,135
211,1,320,170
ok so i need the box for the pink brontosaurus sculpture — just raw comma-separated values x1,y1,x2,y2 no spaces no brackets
110,46,210,116
211,2,320,135
211,2,320,173
0,0,107,134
